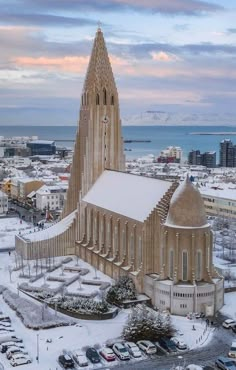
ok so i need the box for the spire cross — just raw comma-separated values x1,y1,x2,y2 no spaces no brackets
97,20,102,30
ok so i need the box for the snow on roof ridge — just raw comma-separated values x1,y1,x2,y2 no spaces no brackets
20,210,76,242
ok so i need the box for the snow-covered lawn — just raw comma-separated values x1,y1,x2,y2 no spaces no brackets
220,292,236,320
0,217,31,250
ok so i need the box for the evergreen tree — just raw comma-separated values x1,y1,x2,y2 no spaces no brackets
123,305,174,342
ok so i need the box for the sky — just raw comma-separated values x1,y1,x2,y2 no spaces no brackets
0,0,235,125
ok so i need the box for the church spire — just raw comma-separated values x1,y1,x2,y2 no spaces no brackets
63,28,125,217
82,27,117,94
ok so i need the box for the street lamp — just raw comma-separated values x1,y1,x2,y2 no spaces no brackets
36,333,39,363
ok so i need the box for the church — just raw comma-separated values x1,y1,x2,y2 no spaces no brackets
16,28,224,316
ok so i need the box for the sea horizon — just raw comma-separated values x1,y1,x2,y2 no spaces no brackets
1,125,236,162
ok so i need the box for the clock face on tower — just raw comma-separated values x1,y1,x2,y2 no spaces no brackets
102,115,109,124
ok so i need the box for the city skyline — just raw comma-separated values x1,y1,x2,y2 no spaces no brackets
0,0,236,125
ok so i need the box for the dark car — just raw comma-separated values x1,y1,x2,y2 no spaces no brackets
158,338,177,353
232,325,236,334
58,354,74,368
86,347,101,364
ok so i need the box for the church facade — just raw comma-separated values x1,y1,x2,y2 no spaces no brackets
16,28,224,316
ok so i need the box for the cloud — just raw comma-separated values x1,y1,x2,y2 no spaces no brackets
0,11,98,28
228,28,236,34
150,51,180,62
7,0,223,15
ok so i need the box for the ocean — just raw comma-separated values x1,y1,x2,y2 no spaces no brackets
0,125,236,161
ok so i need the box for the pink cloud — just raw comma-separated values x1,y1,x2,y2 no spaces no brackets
150,51,180,62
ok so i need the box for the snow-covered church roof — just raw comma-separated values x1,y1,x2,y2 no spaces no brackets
82,170,172,222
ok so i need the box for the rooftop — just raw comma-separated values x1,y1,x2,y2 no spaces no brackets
83,170,172,222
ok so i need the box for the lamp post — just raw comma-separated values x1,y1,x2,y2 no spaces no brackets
36,333,39,363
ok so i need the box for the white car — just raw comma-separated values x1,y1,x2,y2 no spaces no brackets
73,350,88,366
112,343,130,360
171,337,187,350
6,347,27,359
10,355,32,367
222,319,235,329
137,340,157,355
125,342,142,358
229,341,236,358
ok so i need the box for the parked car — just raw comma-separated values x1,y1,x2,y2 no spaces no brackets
6,347,28,360
0,336,22,344
137,340,157,355
228,341,236,358
232,325,236,334
0,327,14,332
222,319,236,329
10,355,32,367
154,342,167,356
73,350,88,367
171,337,188,350
86,347,101,364
0,322,11,328
0,342,24,353
0,316,11,322
100,347,116,361
158,337,178,353
215,356,236,370
125,342,142,358
112,343,130,360
58,354,74,368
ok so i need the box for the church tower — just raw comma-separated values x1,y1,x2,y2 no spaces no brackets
63,28,125,217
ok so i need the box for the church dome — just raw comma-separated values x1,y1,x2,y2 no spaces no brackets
165,175,208,228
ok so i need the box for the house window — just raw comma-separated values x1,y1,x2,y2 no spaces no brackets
182,251,188,281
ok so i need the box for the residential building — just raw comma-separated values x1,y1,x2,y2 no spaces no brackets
0,190,8,214
188,150,216,168
219,139,236,167
35,185,66,211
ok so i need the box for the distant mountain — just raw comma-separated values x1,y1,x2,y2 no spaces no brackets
122,111,236,126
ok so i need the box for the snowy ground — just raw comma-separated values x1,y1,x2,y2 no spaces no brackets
0,217,229,369
220,292,236,320
0,218,31,250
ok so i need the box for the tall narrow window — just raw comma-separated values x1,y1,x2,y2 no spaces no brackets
122,229,125,256
169,250,174,279
103,88,107,105
111,95,114,105
196,251,202,281
130,234,134,260
138,236,142,266
96,93,99,105
86,92,89,105
182,251,188,281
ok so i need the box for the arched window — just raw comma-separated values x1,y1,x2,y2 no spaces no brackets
81,94,84,106
169,250,174,279
182,251,188,281
196,250,202,281
103,88,107,105
111,95,114,105
96,93,99,105
86,92,89,105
